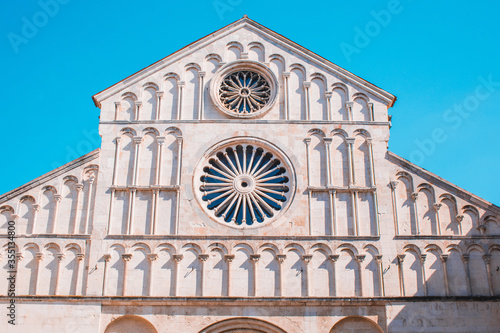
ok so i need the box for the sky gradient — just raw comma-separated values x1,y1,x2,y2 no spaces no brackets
1,0,499,204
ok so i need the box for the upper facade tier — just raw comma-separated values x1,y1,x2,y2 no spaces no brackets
93,17,395,124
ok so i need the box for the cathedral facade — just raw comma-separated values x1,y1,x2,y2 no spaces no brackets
1,17,499,332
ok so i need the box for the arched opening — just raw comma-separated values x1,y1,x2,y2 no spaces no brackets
199,317,287,333
104,315,157,333
330,316,384,333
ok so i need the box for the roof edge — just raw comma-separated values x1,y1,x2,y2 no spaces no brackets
0,149,100,204
388,151,500,213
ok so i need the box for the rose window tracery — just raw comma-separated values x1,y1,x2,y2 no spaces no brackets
196,141,294,227
219,71,271,114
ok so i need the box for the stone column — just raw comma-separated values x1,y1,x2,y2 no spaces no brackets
198,254,208,297
175,136,183,235
302,254,312,297
112,137,121,186
433,203,442,235
76,253,85,295
345,101,353,121
102,254,111,296
114,101,121,120
132,136,143,186
368,102,374,121
283,72,290,120
127,188,136,235
440,254,450,296
411,192,420,234
303,81,311,120
346,138,355,185
84,174,95,234
31,204,41,234
51,194,62,234
197,72,206,120
352,191,359,236
420,254,428,296
225,254,235,296
134,101,142,121
54,253,64,295
478,224,487,235
355,255,366,296
483,254,494,296
147,254,158,296
329,190,337,236
156,137,165,185
304,138,312,235
375,255,384,296
397,254,406,296
151,189,159,235
277,254,286,296
156,91,164,120
72,183,84,234
323,137,332,186
250,254,260,297
325,91,333,121
390,181,399,235
35,252,44,295
329,254,339,296
173,254,183,296
462,254,472,296
121,254,132,296
176,81,185,120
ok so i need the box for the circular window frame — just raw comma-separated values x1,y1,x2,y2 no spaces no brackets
210,60,279,118
193,137,296,230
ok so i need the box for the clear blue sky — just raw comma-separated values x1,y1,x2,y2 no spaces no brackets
1,0,499,205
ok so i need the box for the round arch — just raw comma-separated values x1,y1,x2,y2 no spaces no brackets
104,315,157,333
330,316,384,333
199,317,287,333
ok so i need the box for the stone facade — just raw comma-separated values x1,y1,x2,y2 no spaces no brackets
1,17,499,332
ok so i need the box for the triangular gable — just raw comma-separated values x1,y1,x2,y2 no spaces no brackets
92,16,396,108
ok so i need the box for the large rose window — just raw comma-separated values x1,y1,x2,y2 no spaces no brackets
195,139,295,228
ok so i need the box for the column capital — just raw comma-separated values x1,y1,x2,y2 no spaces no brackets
440,254,449,263
461,254,470,263
433,203,442,211
224,254,235,262
389,181,399,190
478,224,487,234
483,254,492,264
366,138,373,145
282,72,290,78
122,254,132,262
375,254,383,262
103,254,111,262
323,137,333,145
302,254,312,264
302,81,311,89
133,136,143,144
397,254,406,263
115,136,121,144
54,194,62,202
276,254,286,263
76,183,84,191
324,91,333,99
329,254,340,262
156,136,166,145
11,214,19,222
176,136,183,144
303,137,311,145
76,253,85,261
33,204,41,212
156,91,164,98
198,254,209,262
56,253,65,262
420,254,427,263
198,71,206,78
250,254,261,262
411,192,419,201
134,101,143,108
177,81,185,87
36,253,44,262
173,254,184,263
15,253,23,261
355,254,366,263
147,253,158,261
456,214,464,223
114,101,121,107
345,137,355,145
345,101,354,108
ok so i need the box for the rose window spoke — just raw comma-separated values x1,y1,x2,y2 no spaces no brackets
199,144,290,226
